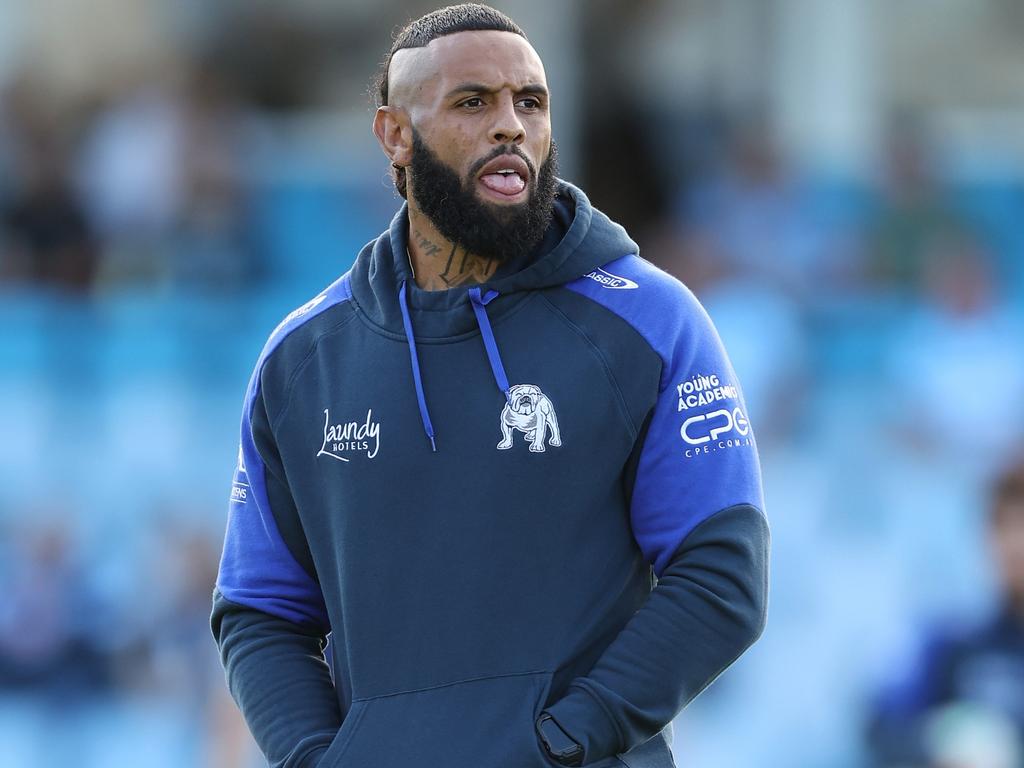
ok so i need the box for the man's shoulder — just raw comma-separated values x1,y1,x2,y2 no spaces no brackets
252,271,357,382
566,253,700,305
562,254,714,357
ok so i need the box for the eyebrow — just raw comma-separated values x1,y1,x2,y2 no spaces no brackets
445,82,549,100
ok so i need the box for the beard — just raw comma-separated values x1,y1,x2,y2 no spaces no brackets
407,128,559,265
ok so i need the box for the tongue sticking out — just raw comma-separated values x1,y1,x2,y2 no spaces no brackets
480,172,526,195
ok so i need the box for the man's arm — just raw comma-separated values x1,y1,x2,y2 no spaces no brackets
542,504,768,763
211,369,342,768
545,275,770,764
211,593,342,768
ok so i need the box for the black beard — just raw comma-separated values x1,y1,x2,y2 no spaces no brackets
407,129,559,264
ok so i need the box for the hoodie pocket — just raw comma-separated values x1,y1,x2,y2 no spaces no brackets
316,700,368,767
318,670,560,768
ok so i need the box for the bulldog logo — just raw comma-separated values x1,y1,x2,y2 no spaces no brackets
497,384,562,453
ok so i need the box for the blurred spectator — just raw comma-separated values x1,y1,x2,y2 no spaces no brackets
141,522,222,703
139,521,256,768
75,61,255,291
866,459,1024,767
882,241,1024,464
0,520,109,694
670,120,830,301
165,60,258,291
0,77,97,291
862,125,972,297
73,81,184,283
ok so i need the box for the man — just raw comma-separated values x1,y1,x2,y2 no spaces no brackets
211,5,769,767
866,459,1024,766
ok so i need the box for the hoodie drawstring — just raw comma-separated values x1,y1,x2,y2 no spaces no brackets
398,279,437,452
397,281,516,452
467,287,511,403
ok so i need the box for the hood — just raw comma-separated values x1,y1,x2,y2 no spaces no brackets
348,179,638,339
346,178,638,453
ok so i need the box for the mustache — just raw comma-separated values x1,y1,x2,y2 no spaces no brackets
468,144,537,180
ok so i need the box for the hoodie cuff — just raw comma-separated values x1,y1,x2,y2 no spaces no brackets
544,682,622,764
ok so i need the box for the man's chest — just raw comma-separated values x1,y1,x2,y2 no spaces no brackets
271,313,643,540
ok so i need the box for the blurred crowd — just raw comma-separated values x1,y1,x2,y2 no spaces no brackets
2,2,1024,767
0,59,257,293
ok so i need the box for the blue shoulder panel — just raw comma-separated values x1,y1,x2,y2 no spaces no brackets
216,272,352,629
566,256,764,577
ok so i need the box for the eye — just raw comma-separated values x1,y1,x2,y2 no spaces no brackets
516,97,541,109
460,97,485,109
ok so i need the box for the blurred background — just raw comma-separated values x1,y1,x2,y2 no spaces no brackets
2,0,1024,766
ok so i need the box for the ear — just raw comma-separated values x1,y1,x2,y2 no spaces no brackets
373,106,413,169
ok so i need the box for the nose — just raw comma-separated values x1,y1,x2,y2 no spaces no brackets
489,92,525,145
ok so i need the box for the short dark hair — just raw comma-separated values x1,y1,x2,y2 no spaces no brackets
372,4,527,198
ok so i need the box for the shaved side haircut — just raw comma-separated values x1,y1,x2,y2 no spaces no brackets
372,3,527,197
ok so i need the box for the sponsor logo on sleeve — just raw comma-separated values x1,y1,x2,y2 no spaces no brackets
284,294,327,324
674,372,754,458
230,444,248,503
230,482,248,503
676,373,738,411
583,267,639,290
270,294,328,338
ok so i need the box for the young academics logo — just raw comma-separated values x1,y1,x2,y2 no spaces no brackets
676,373,738,411
674,372,753,459
497,384,562,453
317,408,381,462
583,267,638,290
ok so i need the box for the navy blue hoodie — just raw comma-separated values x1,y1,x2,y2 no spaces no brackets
211,180,769,768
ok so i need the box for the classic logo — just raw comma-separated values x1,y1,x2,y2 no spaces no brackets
317,408,381,462
284,294,326,324
497,384,562,453
271,294,327,338
583,267,639,290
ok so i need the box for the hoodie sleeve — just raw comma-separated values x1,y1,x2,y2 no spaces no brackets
211,363,342,768
551,259,770,763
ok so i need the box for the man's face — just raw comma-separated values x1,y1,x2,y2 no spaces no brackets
401,31,551,204
380,31,557,261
